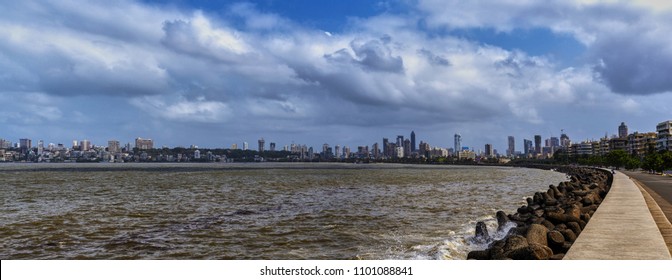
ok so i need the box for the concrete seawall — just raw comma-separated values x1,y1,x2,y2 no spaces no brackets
564,171,671,260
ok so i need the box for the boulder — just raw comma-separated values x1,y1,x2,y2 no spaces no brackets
567,222,582,236
547,230,565,253
503,235,529,253
528,244,554,260
526,224,549,246
561,229,577,242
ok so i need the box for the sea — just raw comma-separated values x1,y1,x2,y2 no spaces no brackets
0,162,567,260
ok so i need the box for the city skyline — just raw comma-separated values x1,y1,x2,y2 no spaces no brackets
1,1,671,151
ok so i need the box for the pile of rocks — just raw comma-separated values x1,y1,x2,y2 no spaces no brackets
467,167,612,260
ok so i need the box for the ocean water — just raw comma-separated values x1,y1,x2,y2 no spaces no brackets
0,163,567,259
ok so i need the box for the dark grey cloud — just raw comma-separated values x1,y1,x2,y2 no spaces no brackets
591,26,672,95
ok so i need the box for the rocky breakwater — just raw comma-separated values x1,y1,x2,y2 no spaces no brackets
467,167,612,260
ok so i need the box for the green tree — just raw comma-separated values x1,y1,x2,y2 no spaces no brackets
605,150,628,169
643,152,664,172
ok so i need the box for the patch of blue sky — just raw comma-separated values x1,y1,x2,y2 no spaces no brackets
449,27,587,67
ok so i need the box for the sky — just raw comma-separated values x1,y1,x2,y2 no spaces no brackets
1,0,671,152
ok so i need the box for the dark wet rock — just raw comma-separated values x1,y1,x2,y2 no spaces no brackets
474,221,490,243
561,229,577,242
567,222,582,236
467,249,491,260
547,230,565,251
541,220,555,231
496,211,510,231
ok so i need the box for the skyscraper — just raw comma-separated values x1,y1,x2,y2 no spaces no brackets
524,139,533,156
485,144,493,158
410,131,416,152
270,142,276,152
396,135,404,147
243,142,249,150
382,138,389,157
81,139,91,151
19,138,32,154
454,134,461,155
507,136,515,157
534,135,542,155
618,122,628,139
258,138,265,153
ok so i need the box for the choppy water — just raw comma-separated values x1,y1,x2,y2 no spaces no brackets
0,163,566,260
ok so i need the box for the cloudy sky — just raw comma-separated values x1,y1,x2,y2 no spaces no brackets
1,0,670,152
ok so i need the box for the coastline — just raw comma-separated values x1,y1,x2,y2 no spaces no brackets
467,166,612,259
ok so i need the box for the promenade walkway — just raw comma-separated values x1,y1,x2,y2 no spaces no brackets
564,171,671,260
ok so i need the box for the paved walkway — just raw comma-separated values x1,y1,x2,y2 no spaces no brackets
564,171,671,260
622,171,672,222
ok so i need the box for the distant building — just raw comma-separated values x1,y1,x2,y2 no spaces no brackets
372,142,380,159
507,136,515,157
627,132,657,156
403,139,411,158
396,135,404,147
523,139,533,156
108,140,120,154
19,138,31,154
656,120,672,151
258,138,265,153
194,149,201,159
80,139,91,151
135,138,154,150
485,144,493,158
410,131,416,152
382,138,389,157
231,143,238,150
270,142,276,152
534,135,542,155
243,142,249,150
335,145,341,159
619,122,628,139
454,134,461,156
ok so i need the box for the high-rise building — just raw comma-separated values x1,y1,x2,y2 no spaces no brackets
258,138,265,153
108,140,120,153
534,135,542,155
81,139,91,151
410,131,416,152
72,140,79,150
523,139,533,156
37,140,44,155
231,143,238,149
454,134,461,155
372,142,379,159
403,139,411,158
135,138,153,150
656,120,672,151
396,135,404,147
485,144,493,158
335,145,341,159
507,136,515,157
19,138,31,154
560,133,571,148
243,142,249,150
619,122,628,139
382,138,389,157
270,142,276,152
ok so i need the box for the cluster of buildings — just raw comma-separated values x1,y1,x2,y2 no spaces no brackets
2,120,670,163
563,121,671,158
